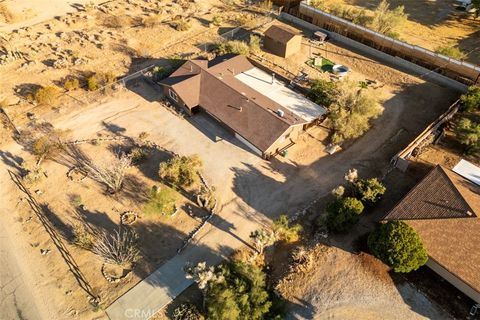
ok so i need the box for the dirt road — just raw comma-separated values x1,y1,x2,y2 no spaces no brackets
0,223,43,320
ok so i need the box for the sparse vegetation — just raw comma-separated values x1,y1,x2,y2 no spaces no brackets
326,197,364,232
64,78,80,91
103,15,132,29
211,15,223,26
86,72,117,91
249,35,261,54
159,154,202,188
215,40,250,56
273,215,302,242
34,85,60,106
83,153,131,193
368,220,428,273
173,303,204,320
435,45,466,60
142,14,164,27
143,185,179,217
129,146,149,164
31,129,70,164
236,13,257,28
454,117,480,155
172,19,192,31
72,223,94,250
87,75,99,91
92,227,140,266
369,0,407,38
460,86,480,112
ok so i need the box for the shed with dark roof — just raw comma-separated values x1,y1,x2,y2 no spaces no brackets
264,24,302,58
383,165,480,303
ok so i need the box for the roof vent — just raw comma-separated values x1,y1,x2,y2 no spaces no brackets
277,109,285,117
467,210,473,216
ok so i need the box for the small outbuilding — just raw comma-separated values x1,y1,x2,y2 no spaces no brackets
264,24,302,58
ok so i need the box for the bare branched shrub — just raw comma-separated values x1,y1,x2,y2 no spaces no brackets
92,228,139,265
83,153,131,193
32,129,70,164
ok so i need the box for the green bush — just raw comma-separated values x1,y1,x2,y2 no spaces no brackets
206,262,275,320
64,78,80,91
454,117,480,155
215,40,250,56
212,15,223,26
368,220,428,273
326,197,364,232
143,186,179,217
273,215,302,242
34,85,60,105
159,155,203,188
307,79,338,107
435,45,466,60
460,86,480,112
87,75,98,91
353,178,386,204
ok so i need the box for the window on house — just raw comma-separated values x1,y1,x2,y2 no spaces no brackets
169,89,178,102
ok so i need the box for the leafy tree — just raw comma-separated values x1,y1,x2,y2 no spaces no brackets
454,117,480,155
273,215,302,242
326,197,364,232
435,45,466,60
353,177,386,204
328,80,383,144
460,86,480,112
369,0,408,37
143,186,179,217
308,79,338,107
368,220,428,273
159,154,203,188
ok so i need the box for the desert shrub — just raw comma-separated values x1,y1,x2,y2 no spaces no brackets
259,0,273,11
352,178,386,204
308,79,338,107
83,153,131,193
22,164,45,184
72,223,94,250
92,227,140,266
435,45,466,60
142,14,164,27
310,0,325,9
328,80,383,144
326,197,364,232
129,146,149,164
273,215,302,242
159,154,202,188
173,303,204,320
211,15,223,26
215,40,250,56
454,117,480,155
250,229,275,254
34,85,60,106
32,129,69,164
186,261,276,320
236,13,257,28
249,35,261,54
103,15,131,28
173,19,191,31
70,194,83,207
64,78,80,91
143,186,179,217
369,0,407,36
368,220,428,273
87,75,98,91
460,86,480,112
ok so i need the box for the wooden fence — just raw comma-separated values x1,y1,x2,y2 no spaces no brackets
295,1,480,85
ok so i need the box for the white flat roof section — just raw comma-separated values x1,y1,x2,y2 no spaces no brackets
453,159,480,186
235,67,327,122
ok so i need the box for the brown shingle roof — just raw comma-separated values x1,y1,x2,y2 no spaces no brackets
160,55,307,152
264,25,301,43
384,165,480,296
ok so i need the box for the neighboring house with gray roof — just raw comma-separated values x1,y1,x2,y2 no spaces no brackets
159,54,326,158
383,164,480,303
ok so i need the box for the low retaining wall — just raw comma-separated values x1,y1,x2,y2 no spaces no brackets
280,12,469,92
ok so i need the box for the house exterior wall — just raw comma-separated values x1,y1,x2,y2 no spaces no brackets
284,35,302,58
265,124,305,156
426,258,480,303
162,86,192,115
234,133,263,156
264,36,288,57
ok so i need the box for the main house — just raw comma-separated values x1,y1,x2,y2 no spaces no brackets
159,54,326,158
383,161,480,303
